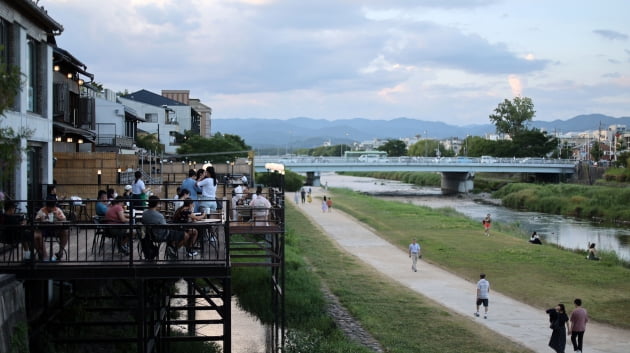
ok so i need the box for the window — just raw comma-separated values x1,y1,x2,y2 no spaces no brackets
26,37,43,114
0,18,9,65
145,113,158,122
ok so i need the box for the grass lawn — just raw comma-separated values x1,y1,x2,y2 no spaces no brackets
286,202,533,353
326,188,630,329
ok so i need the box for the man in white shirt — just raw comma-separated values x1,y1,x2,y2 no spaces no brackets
475,273,491,319
249,186,272,225
408,238,421,272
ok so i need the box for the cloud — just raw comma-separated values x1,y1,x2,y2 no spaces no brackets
593,29,628,41
508,75,522,97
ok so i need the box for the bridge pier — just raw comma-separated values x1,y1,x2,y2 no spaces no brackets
306,171,321,186
441,172,474,194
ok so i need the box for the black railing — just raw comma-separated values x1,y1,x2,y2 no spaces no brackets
0,194,284,267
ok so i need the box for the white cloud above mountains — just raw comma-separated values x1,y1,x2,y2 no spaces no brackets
44,0,630,125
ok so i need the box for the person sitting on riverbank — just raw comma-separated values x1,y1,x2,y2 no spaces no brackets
529,231,542,245
587,243,600,261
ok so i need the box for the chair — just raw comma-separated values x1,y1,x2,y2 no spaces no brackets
0,228,20,262
91,216,120,257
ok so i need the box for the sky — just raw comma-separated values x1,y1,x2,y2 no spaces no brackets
42,0,630,125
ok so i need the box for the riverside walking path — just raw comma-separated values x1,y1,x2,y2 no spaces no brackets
293,187,630,353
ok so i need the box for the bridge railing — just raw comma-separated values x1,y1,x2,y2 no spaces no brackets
255,156,579,166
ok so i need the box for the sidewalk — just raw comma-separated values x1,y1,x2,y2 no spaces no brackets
293,187,630,353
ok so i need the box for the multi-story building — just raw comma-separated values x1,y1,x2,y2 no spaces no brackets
0,0,63,201
119,89,202,155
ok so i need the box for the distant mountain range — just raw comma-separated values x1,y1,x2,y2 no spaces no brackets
212,114,630,150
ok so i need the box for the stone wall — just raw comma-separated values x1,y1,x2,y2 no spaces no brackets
0,275,28,353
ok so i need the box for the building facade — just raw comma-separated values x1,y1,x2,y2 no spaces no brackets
0,0,63,201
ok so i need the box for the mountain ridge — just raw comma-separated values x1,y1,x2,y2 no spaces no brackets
212,114,630,149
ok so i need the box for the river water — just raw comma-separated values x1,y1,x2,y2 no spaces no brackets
320,172,630,261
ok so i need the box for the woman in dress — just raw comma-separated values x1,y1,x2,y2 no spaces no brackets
321,196,328,213
546,303,569,353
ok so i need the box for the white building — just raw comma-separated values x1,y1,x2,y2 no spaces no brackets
118,89,201,155
0,0,63,201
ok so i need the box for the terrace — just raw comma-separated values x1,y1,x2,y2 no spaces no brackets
0,185,286,352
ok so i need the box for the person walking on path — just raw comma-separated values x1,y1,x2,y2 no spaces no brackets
482,213,492,236
569,298,589,353
321,196,329,213
300,188,306,204
475,273,490,319
546,303,570,353
408,238,421,272
326,197,332,212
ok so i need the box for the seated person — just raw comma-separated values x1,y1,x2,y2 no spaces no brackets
1,200,37,261
142,196,198,258
249,186,272,224
173,198,201,249
104,196,131,255
173,188,190,211
528,231,542,245
587,243,600,261
34,199,69,261
95,189,108,217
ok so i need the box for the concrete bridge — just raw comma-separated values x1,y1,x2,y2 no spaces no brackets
254,156,578,194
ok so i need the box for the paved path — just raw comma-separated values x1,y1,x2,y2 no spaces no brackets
293,187,630,353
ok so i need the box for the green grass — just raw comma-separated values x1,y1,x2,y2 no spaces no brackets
329,187,630,329
494,182,630,222
283,202,532,353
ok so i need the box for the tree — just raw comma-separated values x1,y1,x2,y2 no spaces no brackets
489,97,535,137
0,45,21,114
1,46,31,193
408,139,453,157
377,139,407,157
176,132,251,164
135,133,162,153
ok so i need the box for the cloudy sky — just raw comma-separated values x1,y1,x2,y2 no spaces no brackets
43,0,629,125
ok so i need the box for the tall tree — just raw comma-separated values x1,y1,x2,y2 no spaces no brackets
489,97,535,137
378,139,407,157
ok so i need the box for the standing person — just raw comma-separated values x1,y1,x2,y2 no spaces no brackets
300,188,306,204
294,191,299,204
408,238,421,272
482,214,492,236
569,298,589,353
546,303,570,353
321,196,329,213
131,171,150,209
326,197,332,212
181,169,200,212
197,166,218,213
474,273,490,319
241,174,248,187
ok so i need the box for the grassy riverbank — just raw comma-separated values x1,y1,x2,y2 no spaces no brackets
329,188,630,329
233,203,532,352
284,202,531,353
493,182,630,223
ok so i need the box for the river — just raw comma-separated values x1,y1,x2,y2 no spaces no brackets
320,172,630,261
